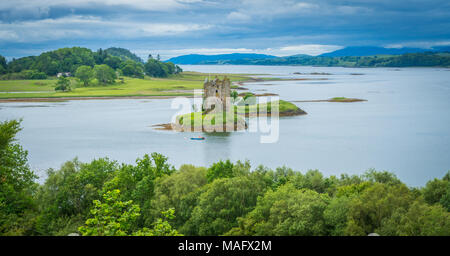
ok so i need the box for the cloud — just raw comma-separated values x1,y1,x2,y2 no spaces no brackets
277,44,343,56
0,16,212,43
0,0,449,59
227,12,251,23
0,0,195,12
385,40,450,49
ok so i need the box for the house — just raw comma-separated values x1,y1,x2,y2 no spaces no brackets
57,72,71,78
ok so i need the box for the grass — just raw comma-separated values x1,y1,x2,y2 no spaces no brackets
235,100,304,115
0,72,274,99
178,111,243,127
329,97,366,102
177,100,305,128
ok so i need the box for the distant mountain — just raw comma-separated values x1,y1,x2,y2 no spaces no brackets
105,47,143,63
432,45,450,52
166,53,277,64
319,46,428,57
198,52,450,67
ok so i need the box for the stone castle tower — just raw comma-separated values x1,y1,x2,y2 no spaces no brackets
203,76,231,113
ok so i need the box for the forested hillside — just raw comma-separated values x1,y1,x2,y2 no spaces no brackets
0,47,181,80
104,47,144,63
1,120,449,236
179,52,450,67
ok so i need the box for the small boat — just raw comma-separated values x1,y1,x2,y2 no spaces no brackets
190,136,205,141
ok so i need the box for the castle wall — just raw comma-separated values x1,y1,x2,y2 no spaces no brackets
203,77,231,113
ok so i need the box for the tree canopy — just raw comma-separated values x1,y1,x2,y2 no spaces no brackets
1,47,182,80
1,120,449,236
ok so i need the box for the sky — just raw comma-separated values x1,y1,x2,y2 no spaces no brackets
0,0,450,60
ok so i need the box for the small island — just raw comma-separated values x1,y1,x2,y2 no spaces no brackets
292,97,367,103
154,77,307,132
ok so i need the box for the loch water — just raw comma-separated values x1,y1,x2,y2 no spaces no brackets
1,65,449,186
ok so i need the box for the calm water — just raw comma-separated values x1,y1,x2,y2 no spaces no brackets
1,65,450,186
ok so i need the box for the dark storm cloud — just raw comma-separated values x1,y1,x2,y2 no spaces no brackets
0,0,449,59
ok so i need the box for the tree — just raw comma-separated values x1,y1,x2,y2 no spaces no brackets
78,190,181,236
185,175,268,235
119,60,144,78
0,120,37,235
291,169,329,193
35,157,118,235
151,165,208,229
100,153,175,227
378,200,450,236
78,189,140,236
206,160,234,183
175,65,183,74
93,64,116,84
144,58,181,77
144,59,165,77
54,76,71,92
75,65,93,86
104,47,143,63
134,208,181,236
345,183,414,235
231,183,330,236
94,48,108,64
422,172,449,209
323,196,351,235
0,55,7,75
362,169,401,185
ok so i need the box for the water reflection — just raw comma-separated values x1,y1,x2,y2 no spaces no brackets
203,132,231,164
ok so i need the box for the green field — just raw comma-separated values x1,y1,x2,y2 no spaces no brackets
0,72,268,99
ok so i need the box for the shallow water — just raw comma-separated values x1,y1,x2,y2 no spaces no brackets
1,65,449,186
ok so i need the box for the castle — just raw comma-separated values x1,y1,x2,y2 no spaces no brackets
203,76,231,113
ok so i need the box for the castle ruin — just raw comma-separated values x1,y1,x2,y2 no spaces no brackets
203,76,231,113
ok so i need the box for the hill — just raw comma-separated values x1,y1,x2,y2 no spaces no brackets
166,53,276,64
319,46,428,57
203,52,450,67
105,47,143,63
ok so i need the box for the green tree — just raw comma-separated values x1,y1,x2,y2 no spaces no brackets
104,56,123,70
134,208,181,236
54,76,71,92
78,190,181,236
323,196,351,235
206,160,234,182
231,183,330,236
363,169,401,185
151,165,208,229
291,169,329,193
119,60,144,78
422,171,450,209
345,183,414,235
93,64,116,84
78,189,140,236
378,200,450,236
0,120,37,235
35,158,117,235
185,175,267,235
75,65,93,86
101,153,175,227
